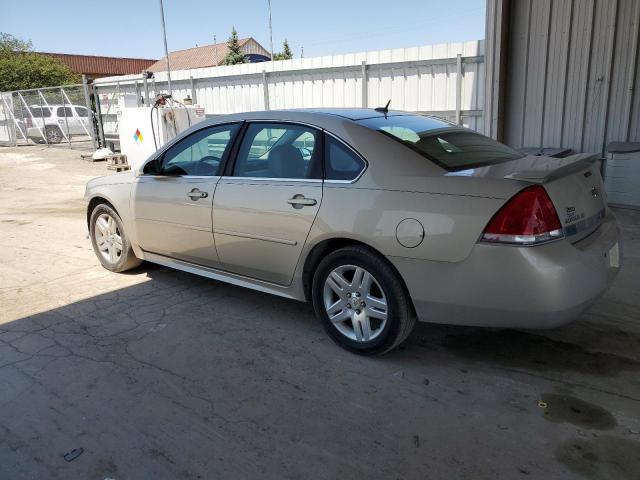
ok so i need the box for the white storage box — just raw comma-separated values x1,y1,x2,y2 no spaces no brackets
604,142,640,208
117,106,206,171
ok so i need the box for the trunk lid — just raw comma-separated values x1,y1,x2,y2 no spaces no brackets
479,153,606,242
539,157,606,242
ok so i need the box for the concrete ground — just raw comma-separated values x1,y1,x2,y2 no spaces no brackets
0,145,639,480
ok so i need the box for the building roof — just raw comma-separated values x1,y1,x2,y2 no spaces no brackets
147,38,266,72
38,53,157,77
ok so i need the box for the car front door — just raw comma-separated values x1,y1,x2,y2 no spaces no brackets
132,123,241,267
74,106,91,136
212,122,323,285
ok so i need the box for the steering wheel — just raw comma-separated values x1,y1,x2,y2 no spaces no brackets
196,155,221,175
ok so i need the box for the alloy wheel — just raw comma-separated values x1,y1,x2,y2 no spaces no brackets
47,127,62,143
322,265,388,342
94,213,123,264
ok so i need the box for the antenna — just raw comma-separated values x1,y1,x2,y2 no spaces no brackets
374,99,391,116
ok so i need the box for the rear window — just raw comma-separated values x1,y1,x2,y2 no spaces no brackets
358,115,523,171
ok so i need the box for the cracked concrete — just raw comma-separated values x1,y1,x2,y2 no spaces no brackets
1,145,639,479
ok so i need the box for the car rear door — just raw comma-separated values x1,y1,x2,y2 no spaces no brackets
212,121,323,285
55,106,75,136
132,123,241,267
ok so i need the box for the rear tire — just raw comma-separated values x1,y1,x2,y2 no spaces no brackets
311,245,416,355
45,125,63,144
89,203,141,272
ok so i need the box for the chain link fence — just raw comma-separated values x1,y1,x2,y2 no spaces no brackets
0,83,96,151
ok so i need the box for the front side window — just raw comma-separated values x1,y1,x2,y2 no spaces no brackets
358,115,524,171
233,123,321,179
159,123,240,176
324,136,366,181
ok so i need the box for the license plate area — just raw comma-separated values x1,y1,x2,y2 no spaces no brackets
607,242,620,268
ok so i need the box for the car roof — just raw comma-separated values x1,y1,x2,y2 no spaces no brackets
203,109,393,130
287,108,412,121
210,108,444,130
198,109,457,145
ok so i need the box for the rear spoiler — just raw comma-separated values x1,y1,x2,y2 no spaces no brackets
504,153,599,184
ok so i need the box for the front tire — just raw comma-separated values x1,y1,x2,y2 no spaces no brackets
312,246,416,355
89,203,141,272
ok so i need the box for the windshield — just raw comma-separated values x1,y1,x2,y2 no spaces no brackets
358,115,524,171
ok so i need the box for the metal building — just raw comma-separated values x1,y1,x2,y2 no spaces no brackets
485,0,640,155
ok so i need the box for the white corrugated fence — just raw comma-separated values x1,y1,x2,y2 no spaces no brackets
93,40,485,138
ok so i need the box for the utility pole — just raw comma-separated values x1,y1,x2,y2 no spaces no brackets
267,0,274,61
214,34,218,66
301,45,304,58
158,0,172,97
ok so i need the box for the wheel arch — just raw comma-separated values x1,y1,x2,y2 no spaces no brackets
86,195,118,229
301,237,413,307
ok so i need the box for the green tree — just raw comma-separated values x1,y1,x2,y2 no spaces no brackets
0,33,79,91
273,39,293,61
222,27,248,65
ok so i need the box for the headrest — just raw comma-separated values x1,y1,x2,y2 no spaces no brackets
268,144,305,178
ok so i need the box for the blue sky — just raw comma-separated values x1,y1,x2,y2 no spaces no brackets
1,0,485,59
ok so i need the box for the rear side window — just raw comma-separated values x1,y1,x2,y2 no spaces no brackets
56,107,73,117
233,123,321,179
324,136,366,181
75,107,89,117
358,115,523,171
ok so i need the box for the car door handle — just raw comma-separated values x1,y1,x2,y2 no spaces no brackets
187,188,208,201
287,194,317,209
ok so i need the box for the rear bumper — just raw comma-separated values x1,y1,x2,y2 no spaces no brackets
389,211,621,329
26,127,44,138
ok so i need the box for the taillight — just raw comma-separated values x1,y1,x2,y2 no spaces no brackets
481,185,564,245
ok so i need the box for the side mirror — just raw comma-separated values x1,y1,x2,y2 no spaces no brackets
143,158,162,175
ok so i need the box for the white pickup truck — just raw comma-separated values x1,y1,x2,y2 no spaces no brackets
18,104,91,143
